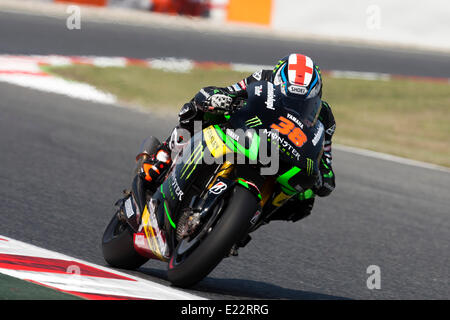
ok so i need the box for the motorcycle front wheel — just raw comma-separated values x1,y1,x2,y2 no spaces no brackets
167,185,259,288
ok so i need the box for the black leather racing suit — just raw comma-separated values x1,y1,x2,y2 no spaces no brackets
172,69,336,222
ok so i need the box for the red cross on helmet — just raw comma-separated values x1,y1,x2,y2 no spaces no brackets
272,53,323,127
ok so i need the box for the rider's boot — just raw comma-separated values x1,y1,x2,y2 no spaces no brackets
138,142,173,191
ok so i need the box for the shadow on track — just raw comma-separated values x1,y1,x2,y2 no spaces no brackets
139,267,350,300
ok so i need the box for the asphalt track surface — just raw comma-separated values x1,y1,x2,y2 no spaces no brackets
0,11,449,300
1,11,450,78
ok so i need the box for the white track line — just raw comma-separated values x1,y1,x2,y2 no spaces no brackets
0,55,117,104
334,144,450,173
0,74,117,104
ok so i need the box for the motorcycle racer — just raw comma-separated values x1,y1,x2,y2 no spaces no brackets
139,53,336,232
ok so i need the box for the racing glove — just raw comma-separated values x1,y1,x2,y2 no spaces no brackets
194,87,234,113
178,86,236,134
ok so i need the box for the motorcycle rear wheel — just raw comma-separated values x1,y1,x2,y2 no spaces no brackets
102,135,161,269
102,211,149,270
167,185,258,287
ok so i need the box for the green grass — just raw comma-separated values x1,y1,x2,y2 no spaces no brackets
325,77,450,167
47,65,450,167
0,273,82,300
45,65,249,112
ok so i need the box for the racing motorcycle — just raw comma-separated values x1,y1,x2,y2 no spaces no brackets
101,81,324,288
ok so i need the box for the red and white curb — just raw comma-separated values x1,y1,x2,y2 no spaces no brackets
0,55,118,105
2,54,448,83
0,236,204,300
0,54,448,106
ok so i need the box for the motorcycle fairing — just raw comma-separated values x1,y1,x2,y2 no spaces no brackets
135,131,219,260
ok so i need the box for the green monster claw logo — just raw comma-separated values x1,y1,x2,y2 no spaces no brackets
245,116,263,128
306,158,314,176
180,143,204,180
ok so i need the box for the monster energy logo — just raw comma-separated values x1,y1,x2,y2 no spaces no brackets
245,116,263,128
180,143,204,180
306,158,314,176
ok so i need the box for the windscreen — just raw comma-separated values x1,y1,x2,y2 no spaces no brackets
275,85,322,127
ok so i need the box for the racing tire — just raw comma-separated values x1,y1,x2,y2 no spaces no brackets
102,212,149,269
102,136,161,269
167,185,258,287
